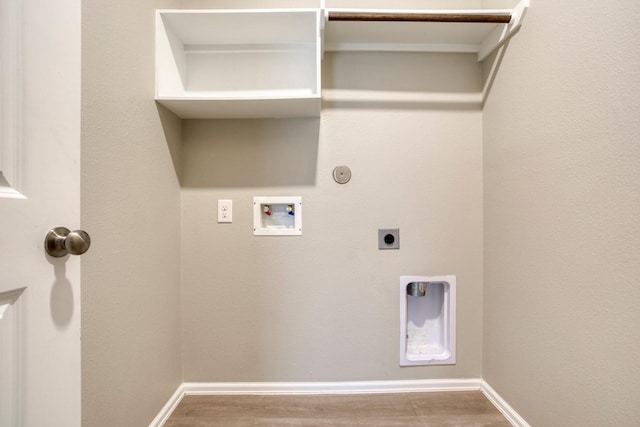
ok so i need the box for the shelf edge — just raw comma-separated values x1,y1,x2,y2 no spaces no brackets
477,0,529,61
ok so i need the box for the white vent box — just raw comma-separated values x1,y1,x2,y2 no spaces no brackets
253,196,302,236
400,275,456,366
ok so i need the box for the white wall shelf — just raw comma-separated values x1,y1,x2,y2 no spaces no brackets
155,9,322,119
324,0,528,61
155,2,527,119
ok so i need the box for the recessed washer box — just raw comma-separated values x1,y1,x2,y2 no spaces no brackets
253,196,302,236
400,275,456,366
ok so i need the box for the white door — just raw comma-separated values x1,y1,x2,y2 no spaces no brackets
0,0,82,425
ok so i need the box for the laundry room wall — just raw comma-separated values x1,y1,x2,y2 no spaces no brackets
81,0,183,426
483,1,640,425
180,49,485,382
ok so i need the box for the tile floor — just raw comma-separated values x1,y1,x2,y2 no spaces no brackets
164,391,511,426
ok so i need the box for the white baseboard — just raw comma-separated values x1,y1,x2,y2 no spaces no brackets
150,379,530,427
182,378,482,395
481,380,531,427
148,384,185,427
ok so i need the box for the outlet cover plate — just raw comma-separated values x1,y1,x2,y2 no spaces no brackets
378,229,399,250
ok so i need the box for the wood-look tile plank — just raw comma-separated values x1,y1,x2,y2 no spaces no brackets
253,417,359,426
356,415,428,426
347,393,418,418
253,395,353,419
408,391,503,416
163,391,512,427
421,415,512,427
420,414,512,427
252,393,416,419
164,415,254,427
175,395,266,418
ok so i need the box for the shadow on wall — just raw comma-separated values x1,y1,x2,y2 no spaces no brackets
157,103,184,184
481,40,510,107
180,118,320,188
322,51,483,110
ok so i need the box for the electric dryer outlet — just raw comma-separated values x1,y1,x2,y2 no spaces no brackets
378,229,399,250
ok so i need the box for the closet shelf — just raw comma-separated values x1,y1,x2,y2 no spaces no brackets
324,1,528,61
155,1,528,119
155,9,322,119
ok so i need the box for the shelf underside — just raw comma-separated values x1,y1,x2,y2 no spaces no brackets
156,96,321,119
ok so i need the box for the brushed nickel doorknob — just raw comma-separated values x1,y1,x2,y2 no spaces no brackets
45,227,91,257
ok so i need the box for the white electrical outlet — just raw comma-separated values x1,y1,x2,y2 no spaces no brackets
217,199,232,223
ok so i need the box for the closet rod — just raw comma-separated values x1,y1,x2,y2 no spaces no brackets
327,12,512,24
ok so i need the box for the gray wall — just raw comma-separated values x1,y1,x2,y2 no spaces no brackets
81,0,183,425
181,52,484,381
483,1,640,426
